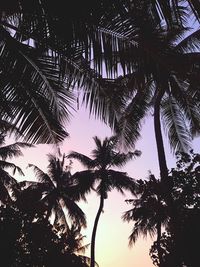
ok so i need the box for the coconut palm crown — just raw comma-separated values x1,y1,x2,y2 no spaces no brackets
22,154,87,230
67,135,141,267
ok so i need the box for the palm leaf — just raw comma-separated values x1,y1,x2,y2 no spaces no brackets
115,85,152,150
70,171,96,201
0,28,71,144
109,150,141,168
0,160,24,175
161,95,192,153
0,142,33,160
107,170,137,194
61,196,87,228
28,164,54,187
67,152,94,169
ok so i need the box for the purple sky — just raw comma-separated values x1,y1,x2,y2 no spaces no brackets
12,103,191,267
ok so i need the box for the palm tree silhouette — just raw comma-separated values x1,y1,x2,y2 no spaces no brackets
67,135,140,267
0,131,32,204
62,224,94,267
1,2,200,145
122,175,169,266
110,12,200,185
21,154,86,229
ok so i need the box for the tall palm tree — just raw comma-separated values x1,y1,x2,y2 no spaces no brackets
22,154,87,229
108,13,200,185
67,135,140,267
1,1,198,145
0,131,32,204
122,175,169,267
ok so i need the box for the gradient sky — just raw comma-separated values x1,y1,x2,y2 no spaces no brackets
10,102,194,267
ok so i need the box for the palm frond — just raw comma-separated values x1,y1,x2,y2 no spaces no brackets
128,223,157,246
53,200,69,230
0,142,33,160
170,74,200,137
115,85,152,150
67,152,94,169
161,95,192,153
70,170,95,201
110,150,141,168
0,179,12,204
107,170,137,195
175,29,200,53
28,164,54,187
0,160,24,175
0,28,71,144
61,196,87,228
81,77,127,129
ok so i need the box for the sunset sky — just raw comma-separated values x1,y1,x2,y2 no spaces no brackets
10,102,196,267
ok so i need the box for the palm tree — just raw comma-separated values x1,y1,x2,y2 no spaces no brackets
108,12,200,185
62,224,93,267
22,154,87,229
122,175,169,267
1,1,198,145
67,135,140,267
0,131,32,204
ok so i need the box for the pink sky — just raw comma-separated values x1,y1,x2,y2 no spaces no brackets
11,103,188,267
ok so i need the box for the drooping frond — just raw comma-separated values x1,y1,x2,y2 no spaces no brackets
161,95,192,153
107,170,137,195
115,84,152,150
81,77,127,129
67,152,94,169
0,160,24,175
0,142,33,160
0,28,72,144
109,150,141,168
0,179,12,204
53,200,69,230
170,73,200,138
175,29,200,53
70,171,95,201
28,164,54,187
61,196,87,228
128,222,157,246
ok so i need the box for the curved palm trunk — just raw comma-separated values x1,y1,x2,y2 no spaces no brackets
154,88,179,265
90,194,104,267
154,88,168,183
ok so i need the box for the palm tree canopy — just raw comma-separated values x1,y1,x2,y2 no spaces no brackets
26,154,87,229
108,19,200,154
0,132,32,204
1,1,199,145
68,136,140,198
122,175,169,246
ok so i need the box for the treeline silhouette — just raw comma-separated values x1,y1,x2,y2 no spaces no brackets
0,130,200,266
1,1,200,267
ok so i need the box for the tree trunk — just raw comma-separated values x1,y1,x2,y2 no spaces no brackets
154,87,178,265
156,221,164,267
90,194,104,267
154,88,168,183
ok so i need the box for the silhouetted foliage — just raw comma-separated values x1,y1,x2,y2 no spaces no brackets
19,154,86,230
68,135,140,267
149,151,200,267
0,205,90,267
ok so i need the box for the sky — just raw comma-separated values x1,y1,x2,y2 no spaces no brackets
4,10,199,267
9,103,191,267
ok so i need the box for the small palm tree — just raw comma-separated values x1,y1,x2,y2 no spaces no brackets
61,224,94,266
122,175,169,267
67,135,141,267
0,132,32,204
24,154,86,229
